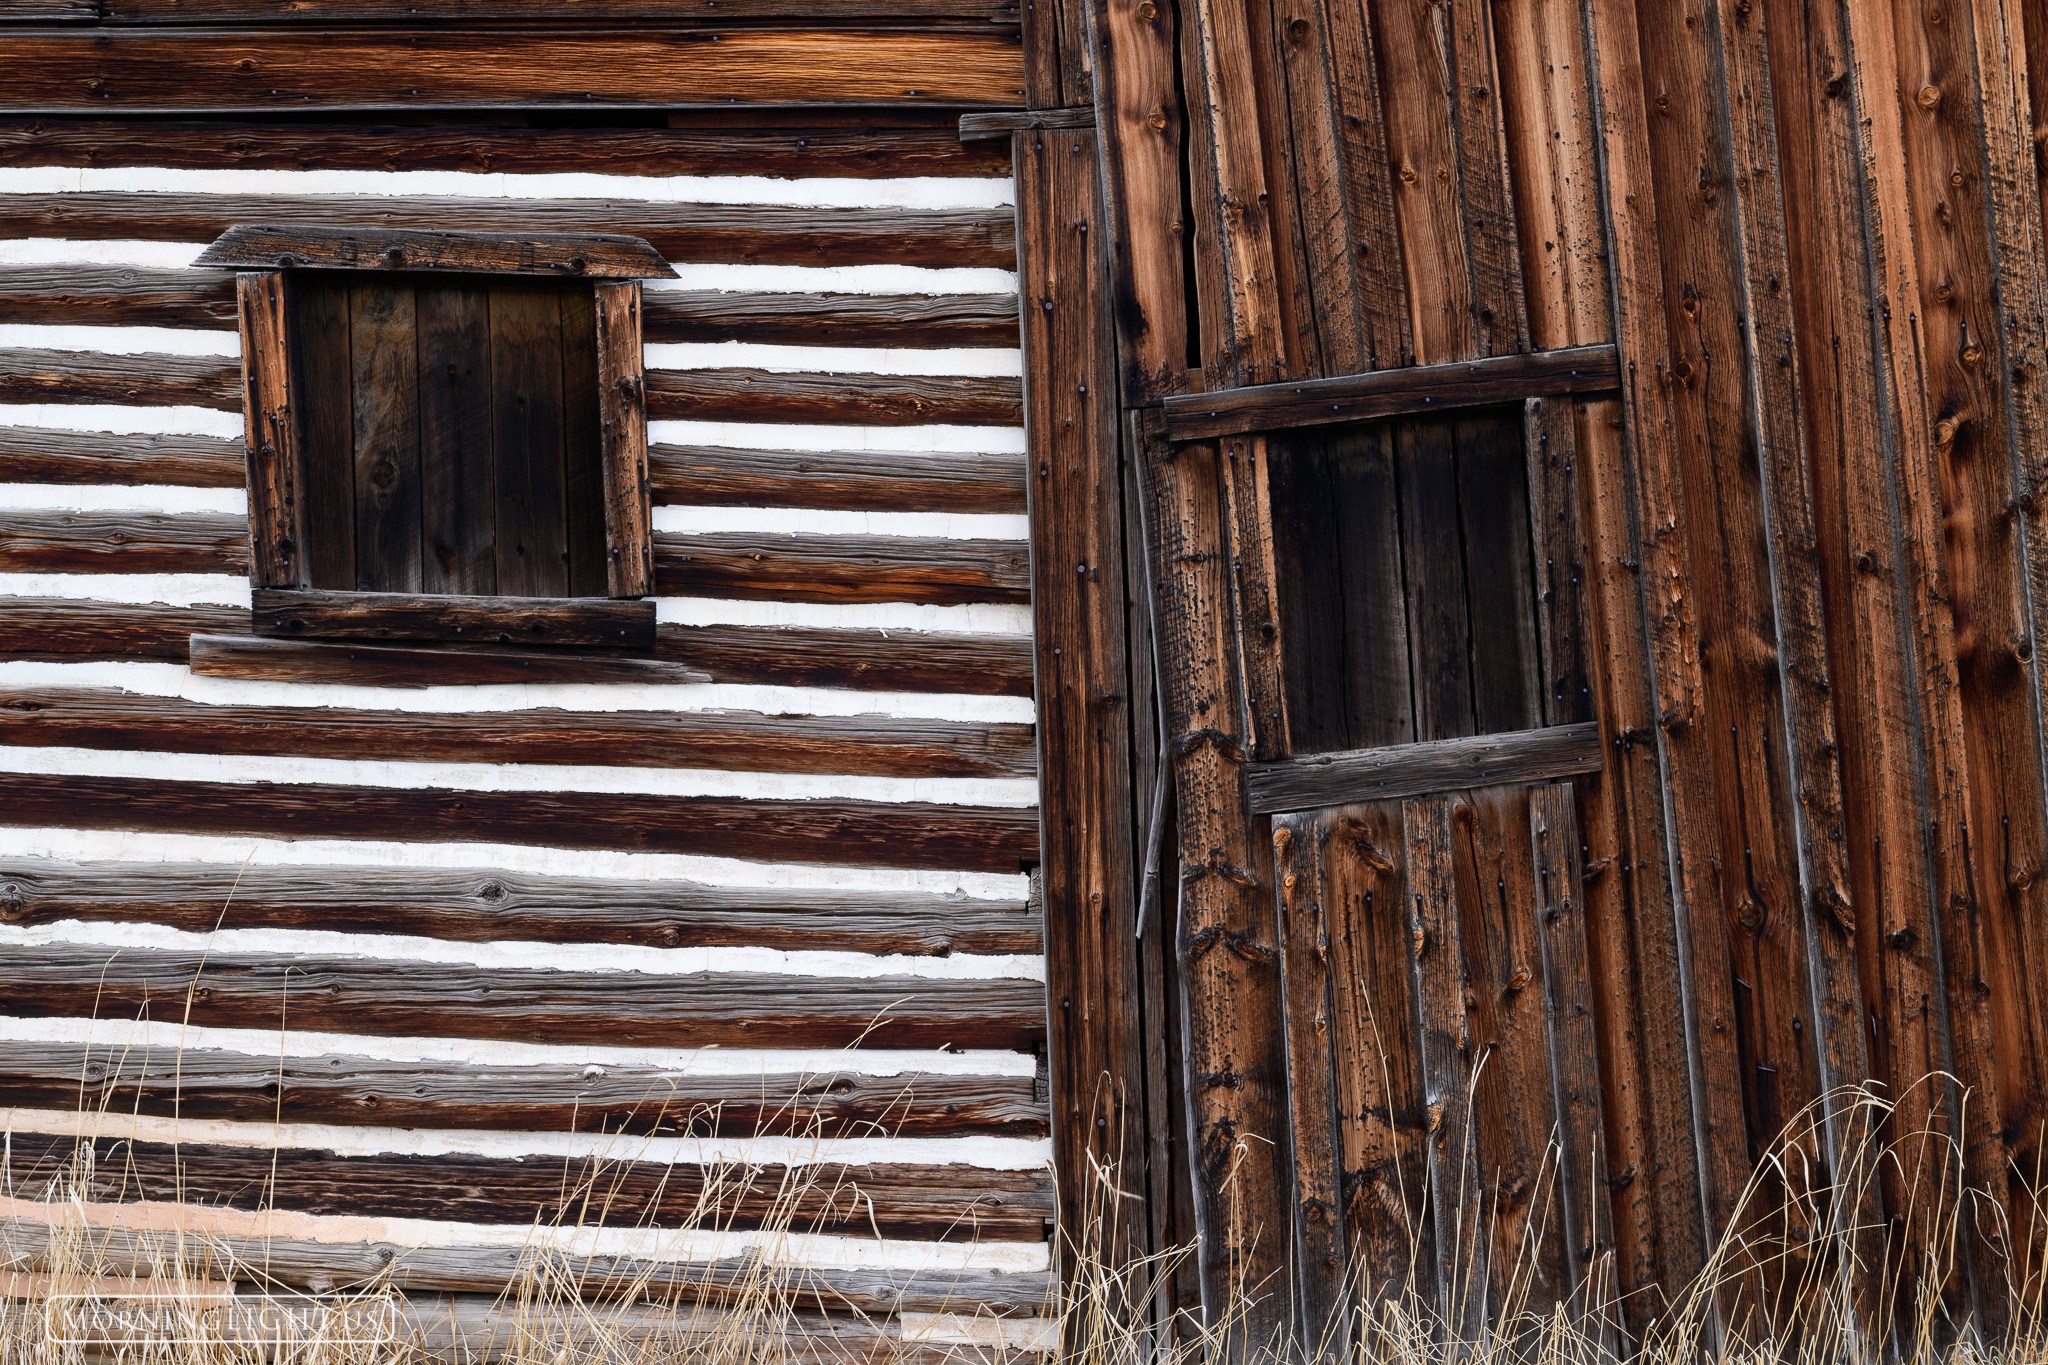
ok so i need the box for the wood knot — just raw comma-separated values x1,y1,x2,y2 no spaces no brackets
1917,84,1942,109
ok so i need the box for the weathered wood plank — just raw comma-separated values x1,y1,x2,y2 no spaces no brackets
0,773,1040,873
0,511,247,574
643,368,1024,427
1157,345,1621,442
0,30,1028,111
1454,413,1543,736
661,622,1032,696
644,290,1017,348
251,588,656,649
100,0,1017,22
0,603,247,661
655,532,1031,605
486,279,572,598
415,280,498,596
559,284,609,598
0,858,1039,955
0,1042,1045,1139
197,225,673,279
0,1131,1052,1242
0,347,240,408
1329,426,1414,748
0,943,1048,1053
0,426,242,487
593,281,654,600
233,270,305,590
651,445,1027,515
0,115,1012,179
292,274,356,590
188,634,709,686
350,279,424,594
1396,419,1477,741
0,684,1035,779
1247,725,1603,817
0,265,238,329
0,194,1016,269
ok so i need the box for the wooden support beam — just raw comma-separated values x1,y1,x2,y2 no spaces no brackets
1245,724,1603,815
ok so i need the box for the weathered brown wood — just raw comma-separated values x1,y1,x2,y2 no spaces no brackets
642,290,1018,349
415,281,498,595
1454,413,1543,736
0,30,1028,111
0,1043,1044,1139
0,1131,1052,1242
250,588,656,648
0,943,1048,1053
486,279,572,598
232,270,305,590
1247,726,1602,817
291,274,356,590
0,426,242,488
0,265,239,329
99,0,1017,21
0,858,1039,956
1397,419,1477,741
0,194,1016,270
0,685,1034,779
0,603,246,661
559,284,609,598
651,445,1027,515
1,772,1039,873
197,225,674,278
662,622,1033,696
0,116,1012,179
1158,345,1621,442
0,347,240,409
592,281,653,600
1520,400,1592,728
0,511,247,574
1264,436,1352,757
655,532,1031,606
643,369,1025,427
350,279,424,593
188,634,708,686
0,1218,1054,1316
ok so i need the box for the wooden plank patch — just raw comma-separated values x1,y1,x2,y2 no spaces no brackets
1246,723,1604,814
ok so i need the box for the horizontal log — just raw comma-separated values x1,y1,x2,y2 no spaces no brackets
656,532,1031,605
644,367,1023,426
0,425,244,486
0,30,1027,112
0,115,1012,178
0,771,1040,871
0,1042,1045,1137
956,107,1094,139
1,1130,1052,1241
97,0,1016,20
196,224,676,278
1157,343,1624,441
0,194,1016,269
0,348,241,409
0,683,1036,778
252,588,660,648
0,265,240,329
0,1219,1054,1315
650,444,1026,515
0,942,1047,1051
1244,722,1606,814
189,634,712,685
0,601,1034,695
0,511,247,574
0,857,1041,955
643,290,1016,348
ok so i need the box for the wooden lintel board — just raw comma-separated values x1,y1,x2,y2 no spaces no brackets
1245,722,1603,813
250,588,656,648
197,226,674,279
1158,343,1621,441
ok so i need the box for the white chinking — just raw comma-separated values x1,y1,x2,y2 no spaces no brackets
651,506,1030,540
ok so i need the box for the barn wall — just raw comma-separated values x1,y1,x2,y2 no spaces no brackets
0,108,1060,1349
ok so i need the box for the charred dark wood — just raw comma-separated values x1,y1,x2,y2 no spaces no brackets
189,634,710,686
196,225,674,279
0,511,246,574
656,532,1031,605
0,858,1040,955
250,588,658,648
1157,344,1623,441
0,1130,1052,1241
0,1043,1045,1138
0,265,239,329
1,772,1039,872
644,368,1023,426
0,426,243,487
0,349,241,409
651,444,1028,515
0,194,1016,269
1245,722,1605,814
643,290,1017,348
0,684,1036,779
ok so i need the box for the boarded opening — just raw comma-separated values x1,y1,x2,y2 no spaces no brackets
1267,407,1543,754
291,274,609,598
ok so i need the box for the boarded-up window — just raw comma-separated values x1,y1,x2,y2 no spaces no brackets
1268,407,1544,754
293,276,610,599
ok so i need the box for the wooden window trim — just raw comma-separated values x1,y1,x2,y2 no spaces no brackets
214,225,668,639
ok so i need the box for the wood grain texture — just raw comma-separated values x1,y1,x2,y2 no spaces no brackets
1,1131,1053,1242
350,279,425,593
0,1042,1046,1139
0,194,1016,269
100,0,1018,21
660,622,1033,696
251,589,657,648
957,108,1094,138
0,426,243,488
643,369,1024,427
651,445,1027,515
643,290,1017,349
0,265,239,329
188,634,710,686
197,225,673,278
0,511,247,574
0,603,247,661
0,943,1048,1053
0,115,1012,178
0,348,240,409
593,281,653,599
0,772,1039,873
654,532,1031,606
0,684,1034,779
416,281,498,595
1158,345,1621,441
0,858,1040,956
232,270,304,590
0,30,1028,111
1247,725,1603,815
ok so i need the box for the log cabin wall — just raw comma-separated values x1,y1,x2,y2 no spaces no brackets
0,0,1174,1342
